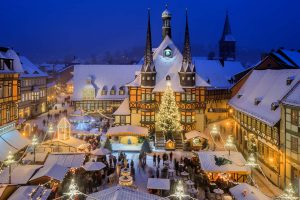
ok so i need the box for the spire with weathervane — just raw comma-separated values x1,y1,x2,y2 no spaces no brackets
162,4,172,39
219,11,236,61
179,9,195,87
141,9,156,87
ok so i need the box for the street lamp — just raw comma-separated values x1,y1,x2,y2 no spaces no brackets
224,135,235,155
5,151,15,184
32,135,38,163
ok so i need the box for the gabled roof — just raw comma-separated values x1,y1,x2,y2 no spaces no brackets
20,56,48,78
113,98,130,115
29,164,68,182
87,186,163,200
8,185,51,200
282,81,300,106
0,165,43,184
229,69,300,126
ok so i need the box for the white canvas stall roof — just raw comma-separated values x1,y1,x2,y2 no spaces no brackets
44,153,85,168
0,165,43,184
282,81,300,106
83,162,106,171
113,98,130,115
198,151,250,174
45,136,89,149
147,178,170,190
91,147,111,156
29,164,68,182
0,129,30,161
23,152,48,163
8,185,51,200
185,130,209,140
72,64,141,101
229,183,271,200
194,58,245,88
107,125,148,137
87,186,163,200
71,109,85,116
229,69,300,126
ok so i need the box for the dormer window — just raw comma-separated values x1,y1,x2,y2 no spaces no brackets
101,86,107,95
254,97,262,105
119,86,125,95
166,75,171,81
163,47,173,58
237,94,243,99
271,102,279,111
110,86,116,95
287,76,295,85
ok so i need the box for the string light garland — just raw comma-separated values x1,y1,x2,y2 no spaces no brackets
167,180,196,200
277,183,300,200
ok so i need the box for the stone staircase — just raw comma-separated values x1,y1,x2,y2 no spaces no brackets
155,132,183,149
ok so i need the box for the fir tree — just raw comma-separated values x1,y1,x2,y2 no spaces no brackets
141,139,152,153
104,138,112,151
157,84,182,141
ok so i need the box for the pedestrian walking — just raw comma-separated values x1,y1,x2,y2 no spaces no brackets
169,151,173,161
153,153,157,166
157,155,161,167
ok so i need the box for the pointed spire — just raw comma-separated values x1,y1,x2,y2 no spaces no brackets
182,9,192,70
221,11,232,40
143,8,154,72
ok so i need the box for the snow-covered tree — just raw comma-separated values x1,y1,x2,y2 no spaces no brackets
157,84,182,141
141,139,152,153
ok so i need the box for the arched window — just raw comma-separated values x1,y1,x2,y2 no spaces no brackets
101,86,108,95
119,86,125,95
166,75,171,81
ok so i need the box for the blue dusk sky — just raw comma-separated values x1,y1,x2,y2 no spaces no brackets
0,0,299,63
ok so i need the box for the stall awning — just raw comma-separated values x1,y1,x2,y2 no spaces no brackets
0,165,43,184
147,178,170,190
229,183,271,200
198,151,250,174
185,130,209,140
91,147,111,156
44,153,86,168
107,125,148,137
83,162,106,171
29,164,68,182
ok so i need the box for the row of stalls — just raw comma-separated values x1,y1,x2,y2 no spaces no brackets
0,152,108,200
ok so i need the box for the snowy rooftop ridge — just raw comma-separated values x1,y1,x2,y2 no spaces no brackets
0,47,23,73
282,81,300,106
20,56,48,78
113,98,130,115
229,69,300,126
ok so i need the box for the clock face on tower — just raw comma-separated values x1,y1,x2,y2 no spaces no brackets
163,47,172,58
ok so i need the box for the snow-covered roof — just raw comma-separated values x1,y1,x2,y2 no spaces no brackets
45,137,89,149
282,81,300,106
19,56,48,78
198,151,250,174
90,147,111,156
43,153,85,168
83,161,106,171
0,128,30,161
0,47,23,73
147,178,170,190
229,69,300,126
39,63,67,72
8,185,51,200
185,130,209,140
23,152,48,163
113,98,130,115
72,65,141,101
194,57,245,88
87,186,163,200
107,125,148,137
29,164,68,182
281,50,300,67
229,183,271,200
0,165,42,184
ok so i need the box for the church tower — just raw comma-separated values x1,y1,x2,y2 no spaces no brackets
162,5,172,39
141,9,156,87
179,9,195,87
219,11,236,60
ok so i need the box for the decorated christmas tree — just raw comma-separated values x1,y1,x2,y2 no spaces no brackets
157,83,182,141
141,139,152,153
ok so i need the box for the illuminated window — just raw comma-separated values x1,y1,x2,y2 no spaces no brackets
291,110,299,126
291,136,298,153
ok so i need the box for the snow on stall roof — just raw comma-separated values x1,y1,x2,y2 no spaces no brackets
19,56,48,78
0,165,43,184
29,164,68,182
107,125,148,137
83,161,106,171
113,98,130,115
87,186,164,200
147,178,170,190
229,183,271,200
72,65,141,101
198,151,250,174
282,81,300,106
23,152,48,163
194,57,245,88
44,136,89,149
43,153,85,168
185,130,209,140
8,185,51,200
229,69,300,126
